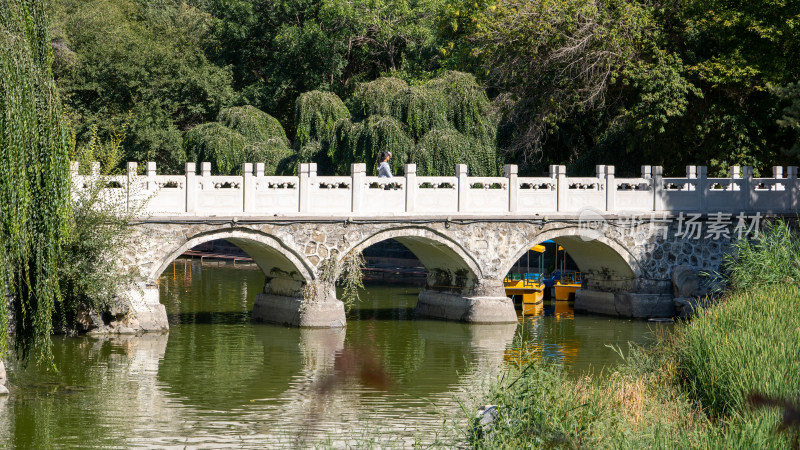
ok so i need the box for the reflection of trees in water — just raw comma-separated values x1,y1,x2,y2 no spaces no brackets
158,261,264,320
1,334,171,448
157,324,302,410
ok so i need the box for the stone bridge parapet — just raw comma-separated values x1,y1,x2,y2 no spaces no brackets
75,161,791,332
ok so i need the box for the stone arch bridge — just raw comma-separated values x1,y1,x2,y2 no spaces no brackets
76,161,796,331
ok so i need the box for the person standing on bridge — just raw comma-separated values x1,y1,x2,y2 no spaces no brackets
377,151,393,178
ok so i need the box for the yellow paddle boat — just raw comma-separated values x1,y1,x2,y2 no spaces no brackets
505,244,546,306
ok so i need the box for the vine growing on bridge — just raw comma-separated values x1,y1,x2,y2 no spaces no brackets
0,0,73,365
309,251,365,314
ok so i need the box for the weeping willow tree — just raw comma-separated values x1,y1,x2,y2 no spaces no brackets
352,77,450,141
294,91,351,149
219,105,289,147
293,71,500,176
184,106,293,175
351,77,409,120
416,128,501,176
0,0,73,364
331,116,415,175
308,71,499,175
185,122,248,174
426,71,497,144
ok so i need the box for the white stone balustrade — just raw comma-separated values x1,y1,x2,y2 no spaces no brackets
71,162,800,217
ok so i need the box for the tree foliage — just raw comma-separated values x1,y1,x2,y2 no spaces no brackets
473,0,800,175
774,83,800,159
473,0,650,168
300,71,500,176
416,128,499,176
295,91,351,149
51,0,233,171
46,0,800,177
200,0,445,130
0,0,72,364
185,106,293,175
331,115,415,175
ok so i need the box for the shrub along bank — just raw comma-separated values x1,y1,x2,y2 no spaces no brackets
467,222,800,448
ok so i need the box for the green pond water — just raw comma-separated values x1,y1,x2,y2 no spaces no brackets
0,260,668,447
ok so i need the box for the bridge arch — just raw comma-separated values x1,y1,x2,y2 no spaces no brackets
344,226,484,290
502,227,643,280
150,228,315,284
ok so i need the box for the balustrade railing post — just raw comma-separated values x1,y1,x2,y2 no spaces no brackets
146,161,156,191
698,166,708,215
729,166,741,213
773,166,785,212
405,163,417,213
788,166,798,211
298,163,314,213
504,164,518,213
652,166,663,211
595,165,606,210
457,164,468,212
686,165,698,212
555,165,567,212
127,162,137,213
185,162,196,214
256,163,265,177
743,166,754,213
351,163,366,213
605,165,616,212
243,162,254,214
640,165,651,193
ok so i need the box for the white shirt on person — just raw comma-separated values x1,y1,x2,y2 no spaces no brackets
378,161,392,178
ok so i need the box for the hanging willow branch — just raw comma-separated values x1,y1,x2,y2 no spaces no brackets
0,0,73,365
339,251,365,314
295,91,351,149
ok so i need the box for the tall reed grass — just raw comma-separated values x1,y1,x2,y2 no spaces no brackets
676,285,800,418
722,219,800,291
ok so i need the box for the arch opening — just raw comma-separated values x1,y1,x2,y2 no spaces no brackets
153,229,319,327
346,228,482,295
503,231,640,284
151,229,313,287
502,230,642,315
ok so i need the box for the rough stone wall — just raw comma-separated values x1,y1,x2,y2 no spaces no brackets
123,217,734,299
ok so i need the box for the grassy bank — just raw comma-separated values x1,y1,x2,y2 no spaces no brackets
467,222,800,448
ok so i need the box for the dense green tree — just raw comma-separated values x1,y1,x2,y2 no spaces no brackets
774,83,800,159
200,0,446,133
0,0,72,364
51,0,233,171
472,0,651,171
473,0,800,175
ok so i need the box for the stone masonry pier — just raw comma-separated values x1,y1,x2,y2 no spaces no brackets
74,161,797,331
